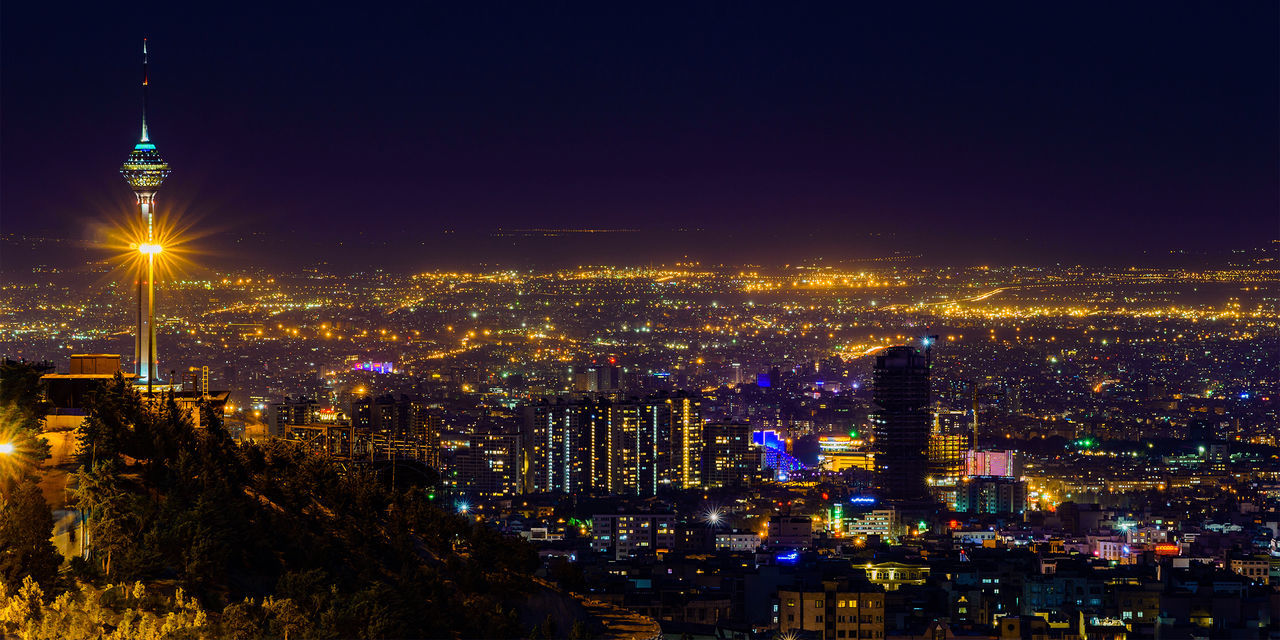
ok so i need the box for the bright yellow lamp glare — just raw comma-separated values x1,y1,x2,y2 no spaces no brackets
0,443,14,455
137,243,164,255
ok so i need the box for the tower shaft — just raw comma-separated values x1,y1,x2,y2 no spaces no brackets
136,194,158,385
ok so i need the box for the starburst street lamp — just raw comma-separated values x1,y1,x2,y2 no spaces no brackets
0,439,24,502
702,505,726,529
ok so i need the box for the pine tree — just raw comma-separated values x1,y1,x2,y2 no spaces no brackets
0,479,62,594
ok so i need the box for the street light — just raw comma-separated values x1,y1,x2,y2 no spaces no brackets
0,442,15,502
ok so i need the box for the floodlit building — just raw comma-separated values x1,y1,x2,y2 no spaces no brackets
967,449,1020,477
864,561,930,591
818,434,875,472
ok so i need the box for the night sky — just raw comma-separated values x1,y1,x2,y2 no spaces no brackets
2,3,1276,267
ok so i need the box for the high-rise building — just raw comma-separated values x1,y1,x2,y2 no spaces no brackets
661,392,703,489
119,39,172,388
439,432,522,498
928,409,971,503
268,397,325,436
595,398,657,495
570,365,621,393
926,430,968,509
927,434,968,482
521,399,589,494
521,392,703,495
349,395,440,466
702,421,753,488
871,346,931,501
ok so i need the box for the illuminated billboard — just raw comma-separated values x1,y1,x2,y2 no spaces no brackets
352,361,395,374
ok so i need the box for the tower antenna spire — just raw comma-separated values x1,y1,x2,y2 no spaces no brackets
141,37,150,142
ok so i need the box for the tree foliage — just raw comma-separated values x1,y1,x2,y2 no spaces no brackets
65,374,540,638
0,361,60,596
0,484,62,594
0,577,214,640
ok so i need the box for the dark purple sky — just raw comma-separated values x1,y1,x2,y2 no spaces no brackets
2,3,1276,267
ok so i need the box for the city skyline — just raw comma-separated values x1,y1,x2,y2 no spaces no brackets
0,6,1277,640
2,3,1277,268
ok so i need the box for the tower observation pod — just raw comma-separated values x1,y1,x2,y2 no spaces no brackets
119,38,171,389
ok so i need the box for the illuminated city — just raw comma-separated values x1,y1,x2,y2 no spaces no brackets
0,5,1276,640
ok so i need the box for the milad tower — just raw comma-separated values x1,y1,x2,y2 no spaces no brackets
118,39,171,389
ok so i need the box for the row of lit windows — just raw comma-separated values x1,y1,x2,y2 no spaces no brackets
784,598,882,608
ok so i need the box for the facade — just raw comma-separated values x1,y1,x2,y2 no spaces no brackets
439,432,522,498
702,421,753,488
928,407,970,483
268,397,326,436
864,562,929,591
571,365,621,393
967,449,1020,477
776,580,886,640
956,476,1028,514
663,392,703,489
1228,556,1271,584
521,392,703,495
871,346,931,500
766,515,813,549
522,399,588,493
42,354,121,430
927,432,969,508
590,514,676,560
606,400,662,495
927,434,968,480
818,435,875,472
842,508,898,540
714,532,762,552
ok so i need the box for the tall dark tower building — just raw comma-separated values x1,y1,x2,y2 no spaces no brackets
871,346,931,500
119,39,171,387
